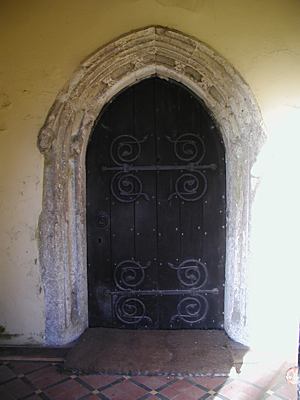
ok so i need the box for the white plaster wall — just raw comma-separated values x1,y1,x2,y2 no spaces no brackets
0,0,299,355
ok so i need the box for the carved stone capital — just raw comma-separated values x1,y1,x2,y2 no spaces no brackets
38,126,56,154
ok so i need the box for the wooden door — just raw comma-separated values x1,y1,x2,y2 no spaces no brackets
86,77,225,329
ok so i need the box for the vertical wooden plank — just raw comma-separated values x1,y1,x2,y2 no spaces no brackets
87,104,114,327
133,79,158,328
174,85,208,328
107,88,137,328
154,78,182,328
176,85,203,262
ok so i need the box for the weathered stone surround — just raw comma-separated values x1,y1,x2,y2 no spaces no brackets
38,26,265,345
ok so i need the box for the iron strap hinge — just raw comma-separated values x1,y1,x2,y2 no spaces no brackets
102,163,217,173
101,288,219,296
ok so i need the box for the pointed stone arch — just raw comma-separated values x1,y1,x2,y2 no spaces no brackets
38,26,265,345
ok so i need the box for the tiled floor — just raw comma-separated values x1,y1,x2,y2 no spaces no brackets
0,361,298,400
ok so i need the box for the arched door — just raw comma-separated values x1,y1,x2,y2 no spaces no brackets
86,77,225,329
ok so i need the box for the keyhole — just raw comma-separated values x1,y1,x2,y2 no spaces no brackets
98,237,102,245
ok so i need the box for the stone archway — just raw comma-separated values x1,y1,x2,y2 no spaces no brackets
38,26,265,345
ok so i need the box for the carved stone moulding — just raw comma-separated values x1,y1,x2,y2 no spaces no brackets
38,26,265,345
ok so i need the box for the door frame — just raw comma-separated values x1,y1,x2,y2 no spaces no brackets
86,77,226,330
37,26,265,345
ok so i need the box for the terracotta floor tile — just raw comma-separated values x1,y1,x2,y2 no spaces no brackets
80,395,101,400
0,365,16,384
1,360,298,400
2,378,34,399
102,379,148,400
44,378,89,400
26,365,66,389
0,386,15,400
160,384,179,399
172,386,207,400
160,379,206,399
79,374,121,388
189,376,228,390
132,375,172,389
9,361,49,375
184,386,207,399
217,380,263,400
239,368,279,389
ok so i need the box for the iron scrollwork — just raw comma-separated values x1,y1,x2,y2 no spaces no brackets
108,134,150,203
110,134,148,165
114,260,151,290
168,259,208,289
115,296,153,325
111,172,149,203
103,256,215,327
171,296,209,324
102,132,215,203
168,172,207,202
167,133,208,202
167,133,205,163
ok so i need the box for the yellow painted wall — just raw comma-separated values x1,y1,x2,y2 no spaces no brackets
0,0,299,344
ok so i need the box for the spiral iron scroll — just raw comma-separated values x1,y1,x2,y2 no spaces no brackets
167,133,205,163
110,134,149,203
111,134,148,165
168,259,208,289
107,133,211,202
171,296,209,324
115,296,153,325
167,134,208,202
114,260,151,290
111,172,149,203
168,172,207,202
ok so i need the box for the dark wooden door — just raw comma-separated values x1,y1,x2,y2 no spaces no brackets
87,77,225,329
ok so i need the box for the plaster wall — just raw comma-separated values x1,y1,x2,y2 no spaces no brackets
0,0,299,355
